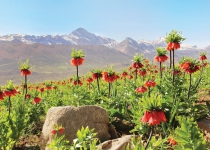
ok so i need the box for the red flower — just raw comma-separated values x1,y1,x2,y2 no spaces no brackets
132,62,143,69
33,97,41,104
86,77,94,83
73,80,83,86
51,129,57,135
53,86,57,90
172,42,180,50
173,70,181,75
92,72,103,79
144,59,149,64
127,66,132,70
121,72,128,77
3,90,13,97
40,88,45,92
199,55,207,60
202,62,208,67
0,91,4,100
59,127,65,134
21,69,32,76
46,86,52,90
152,65,157,69
180,61,200,74
128,75,133,79
115,75,120,80
25,94,31,99
12,89,18,96
141,111,151,124
166,42,180,50
70,57,85,66
135,86,147,93
166,42,173,50
141,110,167,126
144,80,156,88
103,71,117,83
139,69,147,76
148,111,160,126
157,111,167,122
168,138,178,146
154,55,168,63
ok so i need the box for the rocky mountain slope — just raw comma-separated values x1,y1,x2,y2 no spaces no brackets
0,28,208,84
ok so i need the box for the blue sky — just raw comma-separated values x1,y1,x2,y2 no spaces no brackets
0,0,209,47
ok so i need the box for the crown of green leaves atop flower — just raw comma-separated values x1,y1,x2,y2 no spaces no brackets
72,75,81,81
45,81,52,86
71,48,85,58
174,65,181,71
104,66,115,75
165,30,186,43
52,124,63,131
0,86,3,92
133,53,144,63
155,47,168,56
91,69,102,74
141,94,164,111
85,72,93,78
179,56,200,65
19,59,32,70
200,52,207,56
121,68,128,73
4,80,15,91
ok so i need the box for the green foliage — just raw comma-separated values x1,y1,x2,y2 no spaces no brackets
71,48,85,58
47,134,70,150
133,53,144,63
155,47,168,56
47,126,98,150
141,94,164,111
165,30,186,43
0,101,29,149
4,80,15,91
1,46,210,149
19,59,32,70
73,126,98,149
126,136,169,150
173,116,206,150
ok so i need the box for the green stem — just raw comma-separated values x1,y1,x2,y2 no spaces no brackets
97,77,100,93
88,83,90,90
135,68,137,85
187,74,192,100
148,87,151,97
8,96,11,115
108,82,111,98
169,50,172,69
145,126,154,149
172,49,175,86
24,75,27,100
160,62,162,78
76,65,79,85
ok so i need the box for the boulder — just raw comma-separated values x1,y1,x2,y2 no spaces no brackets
98,135,135,150
40,105,118,150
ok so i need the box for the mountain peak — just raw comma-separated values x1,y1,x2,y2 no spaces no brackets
72,28,90,36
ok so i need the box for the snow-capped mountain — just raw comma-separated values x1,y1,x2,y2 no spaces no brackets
114,37,145,55
0,28,116,46
0,28,206,54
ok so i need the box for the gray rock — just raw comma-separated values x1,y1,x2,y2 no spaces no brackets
40,105,118,150
98,135,135,150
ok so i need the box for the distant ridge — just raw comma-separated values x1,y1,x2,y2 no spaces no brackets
0,28,207,52
0,28,208,84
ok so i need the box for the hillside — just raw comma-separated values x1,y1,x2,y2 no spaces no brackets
0,28,209,85
0,42,132,85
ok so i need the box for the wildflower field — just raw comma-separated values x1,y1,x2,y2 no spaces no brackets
0,30,210,150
